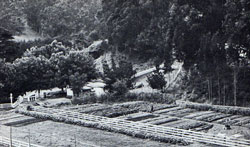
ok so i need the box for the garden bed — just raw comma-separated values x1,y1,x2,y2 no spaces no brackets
149,117,179,125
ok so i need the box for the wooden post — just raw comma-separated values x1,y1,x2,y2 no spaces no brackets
10,126,12,147
74,134,77,147
29,129,31,147
10,93,13,105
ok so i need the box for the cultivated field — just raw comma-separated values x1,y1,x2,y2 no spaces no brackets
1,100,250,146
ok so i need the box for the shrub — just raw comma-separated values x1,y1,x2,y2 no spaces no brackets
112,80,129,96
72,92,98,104
147,71,167,90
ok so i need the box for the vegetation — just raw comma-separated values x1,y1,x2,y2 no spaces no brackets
180,101,250,116
17,107,189,145
0,0,249,106
147,71,167,90
103,55,136,95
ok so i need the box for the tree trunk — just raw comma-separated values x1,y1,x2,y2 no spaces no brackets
210,78,213,103
207,78,211,102
223,81,226,105
233,67,238,106
218,76,221,105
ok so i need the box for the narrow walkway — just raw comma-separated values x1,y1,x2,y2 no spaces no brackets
19,106,250,147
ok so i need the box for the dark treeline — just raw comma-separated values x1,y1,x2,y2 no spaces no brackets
0,0,250,106
100,0,250,106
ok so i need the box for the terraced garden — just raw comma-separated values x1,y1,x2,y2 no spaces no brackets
10,101,250,146
2,100,250,146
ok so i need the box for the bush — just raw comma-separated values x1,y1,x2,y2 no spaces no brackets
72,92,98,104
112,80,129,96
147,71,167,90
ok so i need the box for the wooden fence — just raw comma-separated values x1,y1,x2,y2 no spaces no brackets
19,106,250,147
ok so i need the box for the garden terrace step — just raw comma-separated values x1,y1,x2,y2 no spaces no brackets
215,115,243,124
235,118,250,126
178,122,206,130
149,117,179,125
165,108,197,117
194,113,221,121
116,112,157,120
126,113,159,122
184,111,215,119
162,120,189,127
63,104,104,110
203,114,232,122
17,107,250,147
150,104,177,111
154,107,183,114
139,116,168,123
192,124,214,132
76,106,112,113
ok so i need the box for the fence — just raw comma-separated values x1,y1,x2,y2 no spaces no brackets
19,106,250,147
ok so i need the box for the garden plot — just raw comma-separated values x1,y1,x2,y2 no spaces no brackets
63,103,103,110
75,105,111,113
192,124,214,132
1,116,42,127
115,101,177,112
215,115,243,124
162,119,190,128
231,117,250,126
193,112,221,121
200,113,232,122
154,107,183,114
184,111,215,119
164,108,197,117
177,121,206,130
84,107,138,118
148,117,180,125
139,116,168,123
117,112,159,122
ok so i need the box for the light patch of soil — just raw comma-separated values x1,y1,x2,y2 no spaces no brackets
1,120,173,147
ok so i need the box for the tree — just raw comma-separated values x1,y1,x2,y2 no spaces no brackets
51,50,97,96
20,0,101,40
0,0,24,34
147,71,167,90
103,54,136,94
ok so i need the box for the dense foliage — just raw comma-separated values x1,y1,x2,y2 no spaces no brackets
0,40,96,100
19,0,101,41
101,0,250,106
0,0,249,106
103,55,136,95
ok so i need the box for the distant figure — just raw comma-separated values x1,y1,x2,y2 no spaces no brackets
224,118,231,130
150,105,154,113
225,124,231,130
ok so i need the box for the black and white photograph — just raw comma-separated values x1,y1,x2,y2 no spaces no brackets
0,0,250,146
